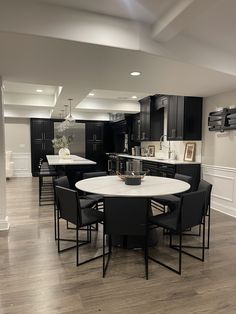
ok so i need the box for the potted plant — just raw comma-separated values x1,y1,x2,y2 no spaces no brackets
52,135,73,159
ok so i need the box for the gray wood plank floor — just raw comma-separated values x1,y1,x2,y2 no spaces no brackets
0,177,236,314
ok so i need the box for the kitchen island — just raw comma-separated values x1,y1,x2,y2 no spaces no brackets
47,155,97,188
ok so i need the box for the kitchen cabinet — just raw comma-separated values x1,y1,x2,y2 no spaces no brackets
167,96,202,141
139,96,164,141
86,122,103,141
110,120,127,153
142,160,200,191
86,122,105,170
130,113,141,142
31,119,54,176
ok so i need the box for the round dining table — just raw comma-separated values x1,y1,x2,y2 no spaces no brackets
75,175,190,197
76,175,190,248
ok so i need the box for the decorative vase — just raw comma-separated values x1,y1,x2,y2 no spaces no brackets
58,147,70,159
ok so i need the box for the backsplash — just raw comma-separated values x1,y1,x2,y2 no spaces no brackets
140,140,202,162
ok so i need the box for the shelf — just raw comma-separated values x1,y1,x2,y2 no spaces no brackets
208,107,236,132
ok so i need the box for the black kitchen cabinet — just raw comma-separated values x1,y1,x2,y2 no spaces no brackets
139,96,164,141
86,122,103,141
130,113,141,142
167,96,202,141
86,122,105,170
31,119,54,176
142,160,200,191
110,120,127,153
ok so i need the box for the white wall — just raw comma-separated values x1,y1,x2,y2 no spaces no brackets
202,90,236,168
4,118,31,177
202,89,236,217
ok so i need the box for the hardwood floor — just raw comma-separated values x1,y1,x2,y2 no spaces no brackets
1,177,236,314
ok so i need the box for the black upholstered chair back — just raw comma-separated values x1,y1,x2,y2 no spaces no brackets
55,186,81,226
53,176,70,203
198,179,212,215
174,173,193,196
54,176,70,189
83,171,107,179
180,190,206,231
104,197,149,236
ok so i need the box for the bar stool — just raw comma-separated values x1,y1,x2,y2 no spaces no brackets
39,161,57,206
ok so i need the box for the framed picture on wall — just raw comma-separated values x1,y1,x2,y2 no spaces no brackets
148,145,155,157
184,142,196,161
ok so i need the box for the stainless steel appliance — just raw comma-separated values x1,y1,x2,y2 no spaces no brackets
54,122,85,157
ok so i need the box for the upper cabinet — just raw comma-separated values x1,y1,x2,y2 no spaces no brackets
86,122,104,142
31,119,54,176
167,96,202,141
130,113,141,142
139,96,164,141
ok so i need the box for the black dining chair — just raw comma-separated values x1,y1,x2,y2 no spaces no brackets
197,179,212,249
82,171,107,205
53,176,97,241
151,173,193,213
103,197,149,279
149,190,206,275
55,186,104,266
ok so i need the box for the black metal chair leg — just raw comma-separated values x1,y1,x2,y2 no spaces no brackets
76,227,79,266
207,209,211,249
144,235,149,280
179,231,182,275
202,217,205,262
57,211,60,253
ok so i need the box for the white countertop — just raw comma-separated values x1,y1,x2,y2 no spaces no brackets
76,175,190,197
108,153,200,165
46,155,96,166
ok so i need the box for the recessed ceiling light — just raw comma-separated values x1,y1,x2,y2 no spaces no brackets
131,96,137,99
130,71,141,76
36,89,43,93
89,93,95,96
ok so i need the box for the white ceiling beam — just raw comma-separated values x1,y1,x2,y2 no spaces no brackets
0,0,141,51
4,92,55,107
76,99,140,114
152,0,210,42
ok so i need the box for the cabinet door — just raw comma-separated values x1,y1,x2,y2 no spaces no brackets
140,98,150,140
44,120,54,140
93,123,103,141
86,141,105,170
167,96,178,140
86,122,103,141
175,96,184,140
31,119,44,140
131,114,141,141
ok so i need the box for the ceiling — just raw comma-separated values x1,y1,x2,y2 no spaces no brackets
1,0,236,120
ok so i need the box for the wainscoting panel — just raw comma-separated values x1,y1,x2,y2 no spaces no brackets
12,153,31,177
202,164,236,217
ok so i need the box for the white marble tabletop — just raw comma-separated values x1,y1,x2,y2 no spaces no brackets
46,155,96,166
75,175,190,197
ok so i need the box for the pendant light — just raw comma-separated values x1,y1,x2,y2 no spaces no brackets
66,98,75,123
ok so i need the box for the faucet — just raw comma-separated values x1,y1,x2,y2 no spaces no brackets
159,134,172,159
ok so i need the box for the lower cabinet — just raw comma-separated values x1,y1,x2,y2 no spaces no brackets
86,141,106,171
142,160,200,191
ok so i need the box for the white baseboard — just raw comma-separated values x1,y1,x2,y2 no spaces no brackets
202,164,236,218
12,153,32,177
